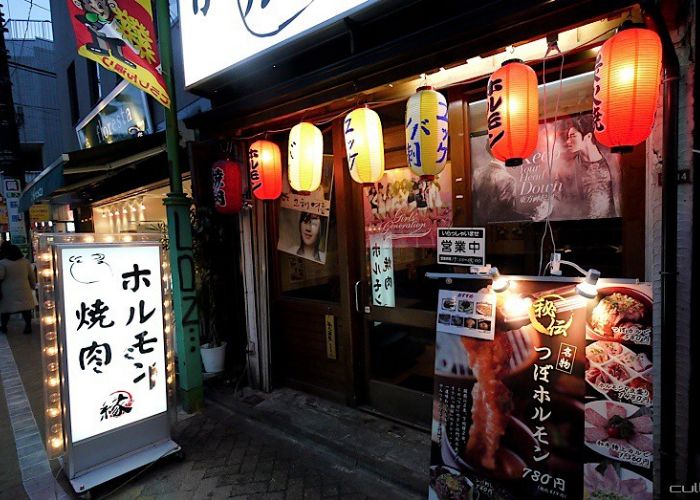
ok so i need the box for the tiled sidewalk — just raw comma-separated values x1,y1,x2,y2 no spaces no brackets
0,320,419,499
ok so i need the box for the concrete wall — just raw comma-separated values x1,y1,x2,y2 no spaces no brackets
647,0,695,487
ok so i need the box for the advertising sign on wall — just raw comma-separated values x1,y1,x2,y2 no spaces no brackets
363,165,452,248
57,244,167,442
430,278,653,500
369,234,395,308
277,156,334,264
179,0,377,87
76,81,153,150
437,228,485,266
471,111,623,225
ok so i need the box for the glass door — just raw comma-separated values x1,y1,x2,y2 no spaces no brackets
352,99,454,427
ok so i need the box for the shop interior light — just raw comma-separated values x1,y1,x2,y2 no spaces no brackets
490,267,510,293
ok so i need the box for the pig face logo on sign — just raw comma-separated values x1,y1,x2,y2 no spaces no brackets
69,253,114,284
237,0,314,36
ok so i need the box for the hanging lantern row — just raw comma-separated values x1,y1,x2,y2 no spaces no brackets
486,59,539,166
592,23,662,152
222,22,662,207
344,106,385,184
405,86,449,178
288,122,324,194
212,159,243,214
249,140,282,200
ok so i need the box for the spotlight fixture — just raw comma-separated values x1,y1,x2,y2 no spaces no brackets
546,253,600,299
576,269,601,299
490,267,510,293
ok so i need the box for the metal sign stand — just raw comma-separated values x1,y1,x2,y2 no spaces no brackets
36,234,182,499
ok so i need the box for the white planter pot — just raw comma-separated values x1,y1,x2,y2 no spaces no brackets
201,341,227,373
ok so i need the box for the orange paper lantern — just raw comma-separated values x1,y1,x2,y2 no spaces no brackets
593,24,662,152
486,59,538,166
249,140,282,200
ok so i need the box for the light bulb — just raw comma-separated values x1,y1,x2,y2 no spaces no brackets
576,269,601,299
490,267,510,293
50,437,62,449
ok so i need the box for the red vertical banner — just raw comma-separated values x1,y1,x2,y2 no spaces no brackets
66,0,170,108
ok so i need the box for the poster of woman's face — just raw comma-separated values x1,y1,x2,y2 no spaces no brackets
277,156,334,265
471,111,623,225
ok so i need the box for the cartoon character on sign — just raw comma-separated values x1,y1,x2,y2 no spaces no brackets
69,253,113,284
237,0,314,36
72,0,137,67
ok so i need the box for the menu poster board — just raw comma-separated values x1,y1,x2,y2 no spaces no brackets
57,244,167,442
430,279,653,500
437,289,495,341
363,165,452,248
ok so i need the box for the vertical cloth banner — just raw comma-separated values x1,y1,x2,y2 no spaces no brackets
66,0,170,107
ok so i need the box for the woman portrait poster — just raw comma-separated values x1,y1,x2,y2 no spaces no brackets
471,110,622,224
277,156,333,265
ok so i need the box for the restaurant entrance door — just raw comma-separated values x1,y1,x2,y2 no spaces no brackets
345,95,468,428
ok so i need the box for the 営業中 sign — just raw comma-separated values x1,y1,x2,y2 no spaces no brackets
437,227,485,266
57,244,167,443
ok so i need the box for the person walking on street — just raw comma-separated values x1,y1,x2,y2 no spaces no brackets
0,244,37,334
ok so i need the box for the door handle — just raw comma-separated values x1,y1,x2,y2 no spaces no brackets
354,280,361,313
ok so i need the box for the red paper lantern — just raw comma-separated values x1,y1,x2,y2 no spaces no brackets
486,59,538,166
249,140,282,200
593,24,662,152
212,159,243,214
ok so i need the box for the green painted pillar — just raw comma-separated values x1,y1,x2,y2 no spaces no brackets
155,0,203,411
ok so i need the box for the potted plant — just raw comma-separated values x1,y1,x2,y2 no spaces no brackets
191,206,227,373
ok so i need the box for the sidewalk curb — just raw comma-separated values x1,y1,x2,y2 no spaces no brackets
205,392,428,498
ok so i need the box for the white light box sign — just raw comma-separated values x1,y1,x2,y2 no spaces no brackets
179,0,375,87
57,243,168,442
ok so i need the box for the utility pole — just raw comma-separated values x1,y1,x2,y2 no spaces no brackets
154,0,203,412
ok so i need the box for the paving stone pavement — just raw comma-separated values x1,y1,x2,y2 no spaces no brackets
90,402,401,500
1,317,419,500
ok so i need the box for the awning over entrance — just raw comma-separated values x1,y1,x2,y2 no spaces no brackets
19,132,166,212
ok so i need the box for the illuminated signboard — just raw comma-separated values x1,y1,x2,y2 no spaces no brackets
38,234,179,494
76,81,152,149
56,243,167,442
179,0,376,87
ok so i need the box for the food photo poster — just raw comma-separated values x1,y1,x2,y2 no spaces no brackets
429,279,653,500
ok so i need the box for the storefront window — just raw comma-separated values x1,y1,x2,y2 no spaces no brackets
363,100,453,310
468,72,645,279
276,127,341,302
92,179,193,234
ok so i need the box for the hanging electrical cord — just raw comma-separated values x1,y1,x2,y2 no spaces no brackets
537,39,565,276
